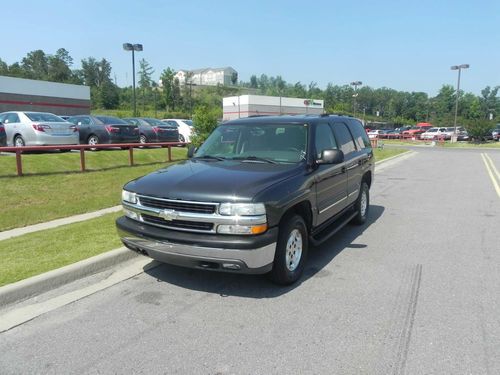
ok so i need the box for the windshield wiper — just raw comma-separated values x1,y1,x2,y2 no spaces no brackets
193,155,226,161
231,156,277,164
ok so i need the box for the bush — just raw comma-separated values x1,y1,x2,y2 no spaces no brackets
464,119,494,142
191,106,221,147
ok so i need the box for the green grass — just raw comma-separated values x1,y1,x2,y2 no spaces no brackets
0,148,186,231
373,147,408,161
0,212,122,287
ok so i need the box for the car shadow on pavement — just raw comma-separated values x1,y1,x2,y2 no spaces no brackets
144,205,385,299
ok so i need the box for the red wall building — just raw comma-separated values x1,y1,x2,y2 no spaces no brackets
0,76,90,115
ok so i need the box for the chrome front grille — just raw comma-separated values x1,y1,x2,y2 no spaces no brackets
141,214,214,232
138,196,216,214
124,194,266,234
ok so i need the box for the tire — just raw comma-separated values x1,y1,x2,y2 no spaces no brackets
14,135,25,147
351,181,369,225
178,134,185,143
268,214,308,285
140,134,147,144
87,135,99,151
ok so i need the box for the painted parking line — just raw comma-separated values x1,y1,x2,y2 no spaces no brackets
480,153,500,198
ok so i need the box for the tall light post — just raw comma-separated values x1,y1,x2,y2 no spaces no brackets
123,43,143,116
450,64,469,136
350,81,362,117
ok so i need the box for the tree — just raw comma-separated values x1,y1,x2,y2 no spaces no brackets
191,106,220,147
249,75,258,88
47,48,74,82
138,58,154,112
21,50,49,80
464,119,494,141
160,67,176,111
231,72,238,86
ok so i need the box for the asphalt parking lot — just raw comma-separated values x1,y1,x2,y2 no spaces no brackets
0,147,499,374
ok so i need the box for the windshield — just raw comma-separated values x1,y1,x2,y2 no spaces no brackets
195,123,308,164
184,120,193,126
25,113,65,122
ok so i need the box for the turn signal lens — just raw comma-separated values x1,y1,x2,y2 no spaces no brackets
217,223,268,235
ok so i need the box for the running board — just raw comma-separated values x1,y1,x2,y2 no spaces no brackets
309,211,358,246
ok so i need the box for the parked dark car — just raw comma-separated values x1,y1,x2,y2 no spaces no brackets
117,115,374,285
0,122,7,147
67,115,139,146
123,118,179,144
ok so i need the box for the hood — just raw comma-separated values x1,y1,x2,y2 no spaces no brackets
125,159,303,203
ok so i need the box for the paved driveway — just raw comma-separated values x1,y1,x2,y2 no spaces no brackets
1,148,499,374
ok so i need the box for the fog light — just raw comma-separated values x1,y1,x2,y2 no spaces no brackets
124,208,139,220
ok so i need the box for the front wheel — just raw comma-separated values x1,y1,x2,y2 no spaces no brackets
268,214,308,285
351,182,369,225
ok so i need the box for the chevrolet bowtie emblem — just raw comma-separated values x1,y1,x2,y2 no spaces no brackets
159,209,178,221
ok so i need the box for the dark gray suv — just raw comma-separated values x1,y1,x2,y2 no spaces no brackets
117,115,374,284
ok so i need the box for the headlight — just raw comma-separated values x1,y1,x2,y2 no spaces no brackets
219,203,266,216
122,190,137,204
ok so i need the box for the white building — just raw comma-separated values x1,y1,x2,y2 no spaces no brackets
175,67,237,86
222,95,324,121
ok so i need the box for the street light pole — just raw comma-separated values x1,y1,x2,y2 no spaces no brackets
350,81,362,117
450,64,469,136
123,43,143,117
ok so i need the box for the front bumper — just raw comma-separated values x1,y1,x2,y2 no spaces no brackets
116,216,277,274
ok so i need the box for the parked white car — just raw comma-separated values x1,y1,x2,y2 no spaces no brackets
367,130,384,139
420,127,448,140
161,119,193,143
0,111,79,147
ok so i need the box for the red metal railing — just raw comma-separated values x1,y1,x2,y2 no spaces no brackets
0,142,187,176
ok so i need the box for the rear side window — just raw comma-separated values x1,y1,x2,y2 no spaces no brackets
332,122,357,156
348,120,371,149
314,123,337,158
4,113,20,124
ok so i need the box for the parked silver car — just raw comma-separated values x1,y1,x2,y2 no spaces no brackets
0,111,79,147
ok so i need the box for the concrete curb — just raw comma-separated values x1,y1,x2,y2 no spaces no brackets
375,150,414,165
0,205,123,241
0,247,139,307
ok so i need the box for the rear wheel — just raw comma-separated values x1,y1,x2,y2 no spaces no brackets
14,135,25,147
87,135,99,151
351,182,369,225
268,214,308,285
140,134,147,144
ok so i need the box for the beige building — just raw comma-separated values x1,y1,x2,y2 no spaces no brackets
175,67,237,86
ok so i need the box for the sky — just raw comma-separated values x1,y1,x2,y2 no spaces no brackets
2,0,499,96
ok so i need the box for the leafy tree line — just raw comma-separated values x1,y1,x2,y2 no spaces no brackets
1,49,499,130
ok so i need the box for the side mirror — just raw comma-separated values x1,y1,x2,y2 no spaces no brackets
187,145,197,158
317,149,344,164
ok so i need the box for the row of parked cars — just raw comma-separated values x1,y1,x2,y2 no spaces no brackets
367,125,500,142
0,111,194,147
